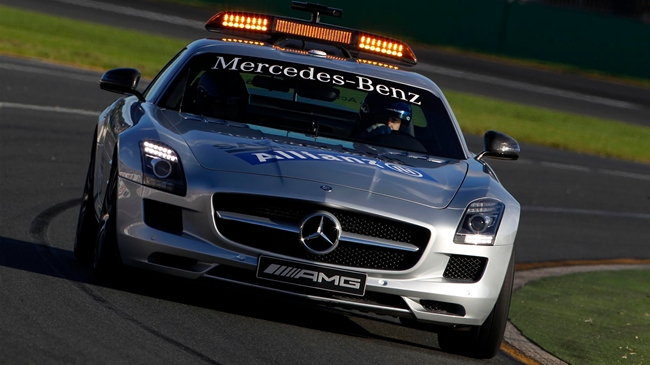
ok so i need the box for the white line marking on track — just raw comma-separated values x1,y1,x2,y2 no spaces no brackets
540,161,592,172
599,169,650,181
0,102,100,116
416,64,638,110
54,0,205,29
0,63,99,83
519,159,650,181
522,206,650,220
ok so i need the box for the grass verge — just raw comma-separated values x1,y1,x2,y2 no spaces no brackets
509,269,650,365
0,5,187,76
446,92,650,164
1,4,649,164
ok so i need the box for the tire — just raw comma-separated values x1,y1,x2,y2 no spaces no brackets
437,248,515,359
92,153,122,281
73,132,99,263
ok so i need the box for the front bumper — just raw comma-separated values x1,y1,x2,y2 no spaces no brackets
115,175,515,327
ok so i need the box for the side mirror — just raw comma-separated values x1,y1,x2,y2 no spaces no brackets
100,68,145,102
475,130,520,161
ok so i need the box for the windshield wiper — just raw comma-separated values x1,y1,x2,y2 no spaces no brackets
379,151,448,164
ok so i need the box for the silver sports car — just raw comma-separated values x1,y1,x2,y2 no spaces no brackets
74,2,520,359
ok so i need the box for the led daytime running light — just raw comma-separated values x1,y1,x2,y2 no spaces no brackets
454,199,505,246
143,141,178,162
458,235,494,245
467,201,501,213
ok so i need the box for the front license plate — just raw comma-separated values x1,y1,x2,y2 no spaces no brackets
257,256,367,296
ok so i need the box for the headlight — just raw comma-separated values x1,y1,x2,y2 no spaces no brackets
453,199,504,245
140,141,186,196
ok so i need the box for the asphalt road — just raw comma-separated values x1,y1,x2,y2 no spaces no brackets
1,0,649,364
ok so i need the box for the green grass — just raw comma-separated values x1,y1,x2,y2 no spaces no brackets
509,269,650,365
1,4,650,164
446,92,650,163
0,5,187,76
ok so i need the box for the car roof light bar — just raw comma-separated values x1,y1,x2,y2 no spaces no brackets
275,18,352,43
221,38,265,46
208,12,271,32
357,59,399,70
204,4,417,66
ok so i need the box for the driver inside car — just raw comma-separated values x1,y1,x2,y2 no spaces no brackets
358,93,413,139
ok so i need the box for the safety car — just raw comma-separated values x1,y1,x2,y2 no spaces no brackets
74,2,521,359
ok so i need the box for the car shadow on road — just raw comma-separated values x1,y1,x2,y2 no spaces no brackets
0,235,482,361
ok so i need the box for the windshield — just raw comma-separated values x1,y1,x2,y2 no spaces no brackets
159,52,465,160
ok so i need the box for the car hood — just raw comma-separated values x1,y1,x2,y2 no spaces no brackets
171,116,468,208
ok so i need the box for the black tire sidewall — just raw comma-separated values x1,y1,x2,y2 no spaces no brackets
437,248,515,359
92,153,121,279
472,248,515,358
74,132,98,262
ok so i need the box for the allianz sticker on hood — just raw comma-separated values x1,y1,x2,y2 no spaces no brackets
231,148,438,182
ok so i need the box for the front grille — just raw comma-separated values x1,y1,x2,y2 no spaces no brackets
213,194,428,244
330,211,414,243
420,300,466,316
443,255,488,282
215,216,417,270
213,193,430,270
304,245,406,270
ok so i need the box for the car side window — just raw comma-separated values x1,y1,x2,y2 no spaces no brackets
145,48,188,102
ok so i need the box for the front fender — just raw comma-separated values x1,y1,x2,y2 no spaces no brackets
94,96,137,217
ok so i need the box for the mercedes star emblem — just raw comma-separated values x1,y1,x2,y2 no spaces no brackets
299,211,341,255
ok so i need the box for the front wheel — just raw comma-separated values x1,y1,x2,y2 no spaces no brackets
92,157,122,281
74,133,98,263
437,249,515,359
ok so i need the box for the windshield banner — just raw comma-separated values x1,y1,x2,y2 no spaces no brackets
211,55,422,105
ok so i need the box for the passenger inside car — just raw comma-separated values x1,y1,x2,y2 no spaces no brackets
188,69,250,120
